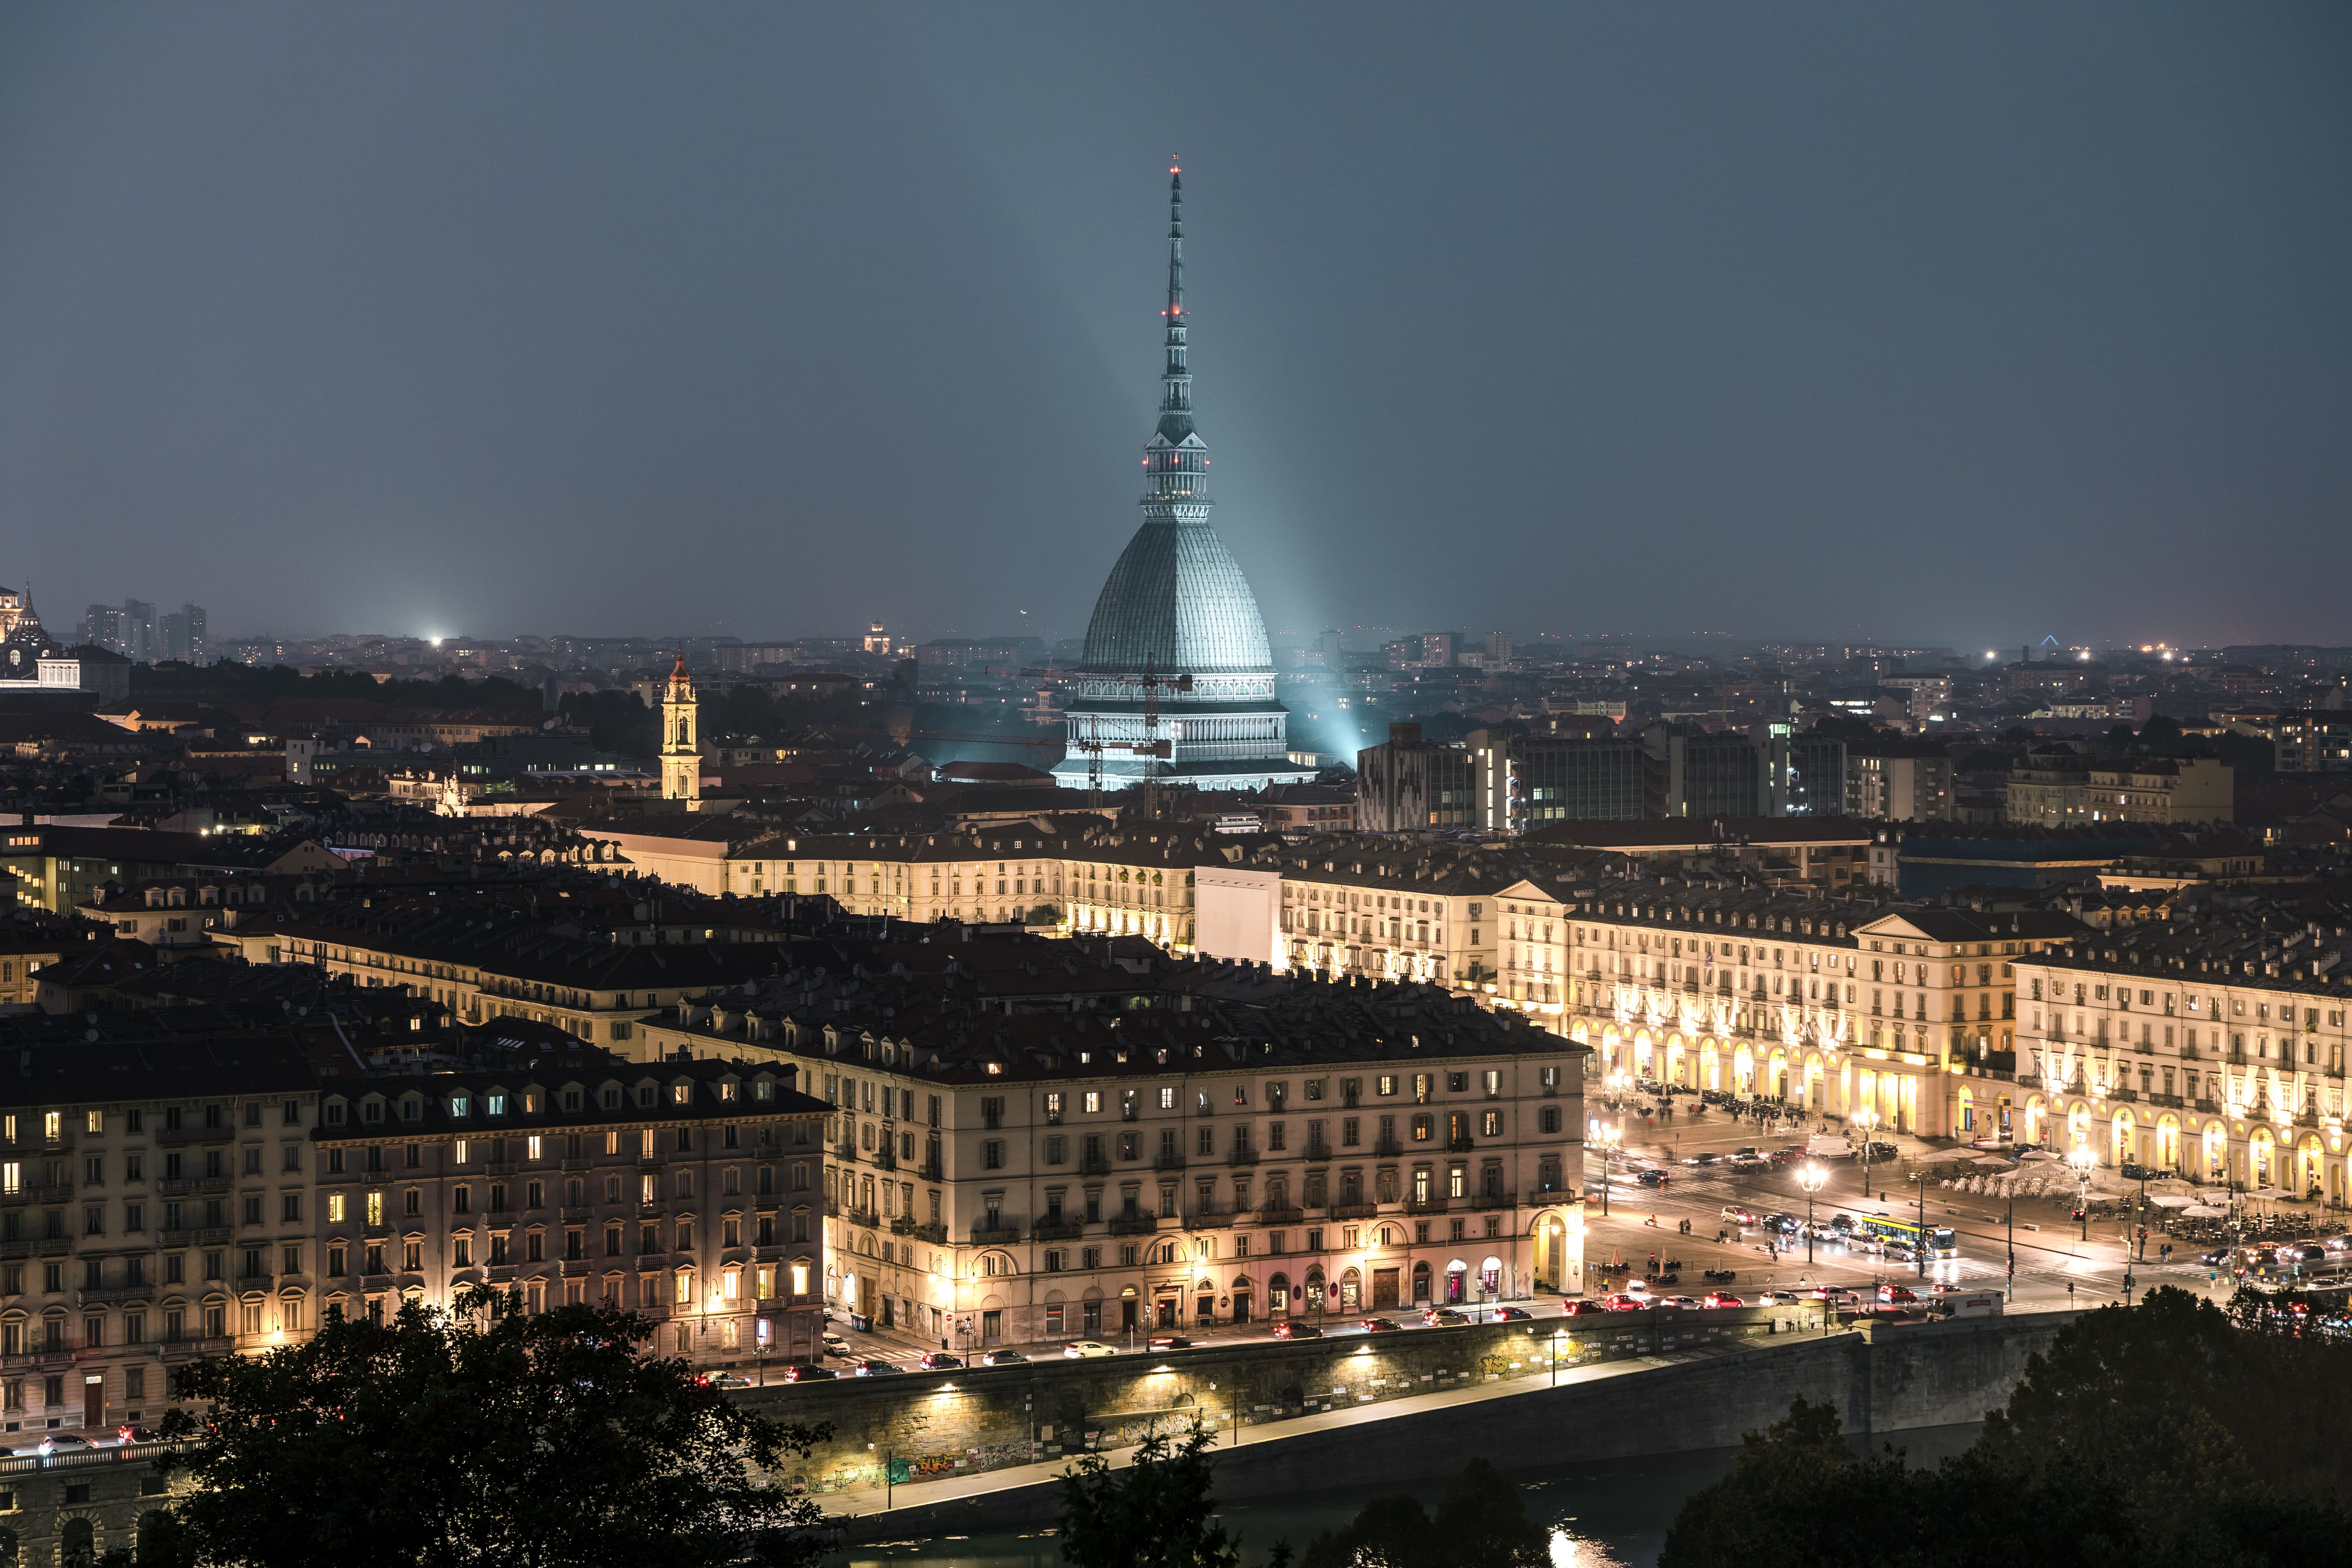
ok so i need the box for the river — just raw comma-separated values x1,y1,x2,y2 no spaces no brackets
826,1422,1983,1568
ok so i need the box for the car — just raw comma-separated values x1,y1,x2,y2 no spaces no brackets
1063,1340,1120,1358
1808,1286,1861,1306
781,1362,838,1383
1829,1213,1856,1233
1728,1146,1766,1166
916,1353,965,1370
1146,1335,1193,1350
1768,1147,1807,1164
1755,1290,1801,1306
1688,1151,1722,1166
1666,1296,1702,1311
701,1372,752,1389
820,1333,851,1356
1490,1306,1533,1322
1357,1317,1402,1334
1621,1278,1653,1298
1271,1321,1322,1340
979,1349,1029,1367
1421,1308,1469,1327
1561,1299,1607,1316
1703,1292,1745,1309
1763,1214,1800,1235
1635,1169,1671,1187
1862,1141,1898,1161
1878,1285,1918,1304
116,1424,163,1445
1602,1293,1647,1311
850,1359,902,1377
39,1434,95,1455
1719,1205,1760,1227
1885,1243,1918,1263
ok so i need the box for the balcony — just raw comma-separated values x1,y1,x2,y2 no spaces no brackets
1445,1137,1476,1154
559,1207,595,1224
1372,1138,1403,1157
1303,1144,1331,1163
1404,1197,1448,1215
1255,1206,1307,1226
75,1285,155,1306
561,1159,595,1173
1469,1192,1515,1211
1151,1151,1187,1172
159,1336,234,1362
2195,1099,2221,1113
1106,1213,1158,1236
1524,1189,1571,1206
1226,1149,1261,1167
1079,1156,1112,1177
969,1222,1023,1246
916,1161,944,1183
2148,1093,2186,1109
823,1197,839,1217
1032,1220,1084,1241
1185,1209,1234,1230
844,1210,880,1230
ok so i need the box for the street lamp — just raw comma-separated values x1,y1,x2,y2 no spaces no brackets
1855,1108,1880,1200
1797,1163,1825,1267
1595,1123,1622,1218
2068,1141,2096,1245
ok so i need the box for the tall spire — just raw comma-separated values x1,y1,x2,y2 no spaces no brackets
1146,160,1206,507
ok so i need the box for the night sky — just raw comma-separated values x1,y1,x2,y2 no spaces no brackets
0,4,2346,650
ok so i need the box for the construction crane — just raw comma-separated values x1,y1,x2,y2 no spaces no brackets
1132,653,1194,820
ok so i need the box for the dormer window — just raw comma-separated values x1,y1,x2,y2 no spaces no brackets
753,1080,773,1101
562,1089,581,1112
719,1082,737,1102
400,1099,421,1123
361,1101,383,1124
602,1088,621,1109
487,1093,507,1116
671,1084,692,1106
324,1102,346,1126
450,1095,470,1119
639,1086,657,1108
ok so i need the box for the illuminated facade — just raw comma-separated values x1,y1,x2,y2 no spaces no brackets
2012,918,2352,1200
659,652,701,807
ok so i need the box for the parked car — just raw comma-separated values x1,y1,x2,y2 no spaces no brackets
821,1333,851,1357
916,1353,965,1371
1271,1321,1322,1340
1357,1318,1402,1334
1561,1299,1608,1316
979,1349,1029,1367
1421,1308,1469,1327
1703,1292,1745,1309
1146,1335,1193,1350
1063,1340,1119,1358
850,1359,901,1377
1490,1306,1533,1322
781,1362,837,1383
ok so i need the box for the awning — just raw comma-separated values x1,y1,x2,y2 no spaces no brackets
2180,1204,2228,1219
2146,1194,2192,1209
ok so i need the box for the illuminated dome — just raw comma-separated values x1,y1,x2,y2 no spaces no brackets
1054,166,1309,797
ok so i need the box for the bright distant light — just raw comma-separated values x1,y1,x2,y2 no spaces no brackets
1984,651,1997,659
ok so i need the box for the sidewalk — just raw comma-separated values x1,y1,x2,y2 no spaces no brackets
826,1331,1772,1526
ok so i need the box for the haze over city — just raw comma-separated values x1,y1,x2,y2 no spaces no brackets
2,3,2346,650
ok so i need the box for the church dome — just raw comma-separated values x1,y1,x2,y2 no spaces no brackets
1078,518,1272,677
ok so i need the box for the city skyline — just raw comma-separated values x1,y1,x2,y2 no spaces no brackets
0,6,2346,649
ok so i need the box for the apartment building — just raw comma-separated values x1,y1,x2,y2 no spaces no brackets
2010,910,2352,1200
0,1020,319,1440
312,1048,828,1366
2010,754,2233,827
1356,724,1476,832
634,934,1586,1346
1273,839,1541,992
1847,741,1953,822
1542,874,2085,1139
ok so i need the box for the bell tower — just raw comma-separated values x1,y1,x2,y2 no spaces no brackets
659,651,701,807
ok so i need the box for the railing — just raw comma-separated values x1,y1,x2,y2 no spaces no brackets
1372,1138,1403,1157
1152,1151,1187,1172
1404,1197,1448,1215
1032,1220,1084,1241
1226,1149,1260,1167
845,1210,880,1230
1469,1192,1515,1211
1524,1189,1570,1206
75,1285,154,1306
1185,1210,1234,1229
1106,1214,1157,1236
1326,1203,1376,1220
1445,1137,1476,1153
1255,1207,1305,1226
969,1223,1023,1246
917,1161,944,1182
1079,1156,1111,1177
823,1197,839,1217
0,1437,194,1475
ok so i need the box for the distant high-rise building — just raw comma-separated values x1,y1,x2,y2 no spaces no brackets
1483,631,1513,667
1471,725,1651,830
122,599,157,661
82,604,127,652
1357,723,1476,831
160,603,208,664
1053,166,1311,795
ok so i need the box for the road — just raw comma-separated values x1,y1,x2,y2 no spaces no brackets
1589,1105,2230,1313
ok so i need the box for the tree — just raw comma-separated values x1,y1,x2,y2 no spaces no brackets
155,1286,832,1568
1299,1457,1546,1568
1057,1423,1242,1568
